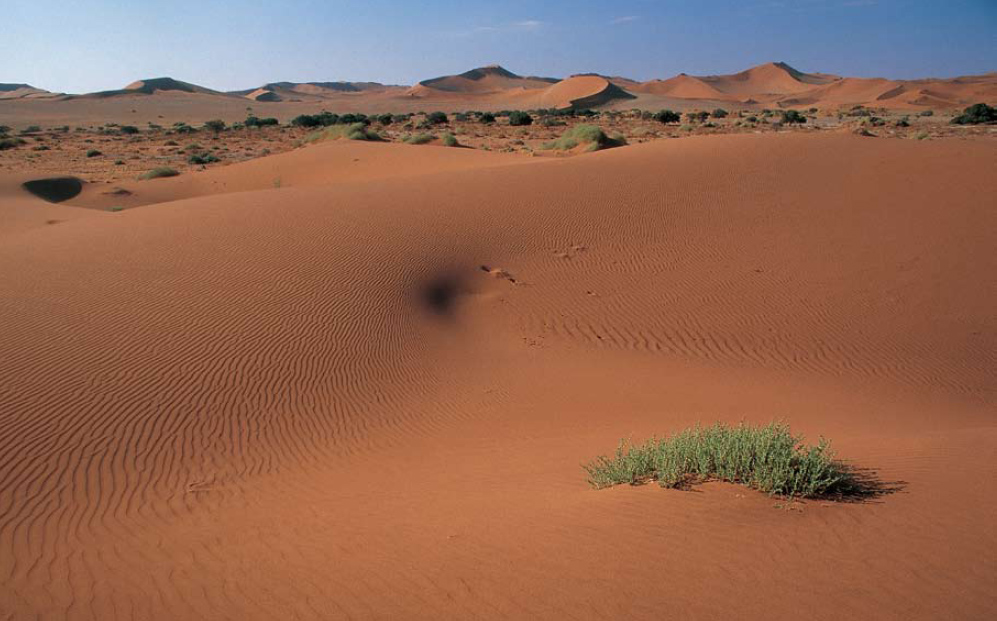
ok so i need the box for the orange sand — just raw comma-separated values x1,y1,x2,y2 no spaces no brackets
0,133,995,620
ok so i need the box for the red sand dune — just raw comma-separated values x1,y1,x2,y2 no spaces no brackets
632,73,729,99
409,65,557,97
0,83,57,100
536,74,635,109
1,133,994,619
3,63,995,131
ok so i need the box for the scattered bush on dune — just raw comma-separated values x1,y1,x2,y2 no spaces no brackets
0,137,27,150
86,149,102,157
245,116,279,128
951,103,997,125
508,111,533,126
440,132,459,147
583,422,859,499
303,122,382,144
426,111,449,125
403,133,434,145
138,167,180,180
781,110,807,124
711,108,729,119
188,152,221,165
653,110,681,124
203,119,226,133
543,125,627,152
479,112,496,124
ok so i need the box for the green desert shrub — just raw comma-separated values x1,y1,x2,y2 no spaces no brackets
583,422,856,499
479,112,496,124
404,133,434,145
0,137,26,150
138,167,180,180
203,119,226,133
919,109,934,117
377,114,394,125
686,111,709,123
304,122,381,143
291,114,324,128
440,132,459,147
85,149,102,157
245,116,279,128
188,152,220,164
508,111,533,126
711,108,729,119
543,125,627,152
426,111,449,125
781,110,807,124
653,109,681,124
120,125,140,134
951,103,997,125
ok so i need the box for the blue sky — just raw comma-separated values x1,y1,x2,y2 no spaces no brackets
2,0,995,93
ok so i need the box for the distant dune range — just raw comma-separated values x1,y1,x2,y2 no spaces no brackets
3,62,995,128
0,132,995,619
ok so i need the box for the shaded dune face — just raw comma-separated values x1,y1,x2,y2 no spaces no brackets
0,135,994,620
21,177,83,202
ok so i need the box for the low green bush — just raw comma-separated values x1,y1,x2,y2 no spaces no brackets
188,152,220,165
245,116,279,128
404,133,434,145
303,122,381,143
0,137,26,150
508,111,533,126
781,110,807,124
583,422,857,499
203,119,226,133
440,132,458,147
86,149,102,157
653,110,680,124
951,103,997,125
543,125,627,152
426,111,449,125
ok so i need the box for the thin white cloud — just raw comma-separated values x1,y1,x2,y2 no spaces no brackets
610,16,640,25
452,20,543,37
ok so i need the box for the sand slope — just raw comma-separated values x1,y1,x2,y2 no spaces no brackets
0,134,995,620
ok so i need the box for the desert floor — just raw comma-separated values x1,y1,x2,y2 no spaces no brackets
1,131,994,620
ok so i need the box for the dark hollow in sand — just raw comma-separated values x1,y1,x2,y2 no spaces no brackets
22,177,84,203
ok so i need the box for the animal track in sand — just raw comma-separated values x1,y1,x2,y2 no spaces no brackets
479,264,519,284
553,244,588,260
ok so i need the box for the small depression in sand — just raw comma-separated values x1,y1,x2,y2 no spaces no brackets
21,176,83,203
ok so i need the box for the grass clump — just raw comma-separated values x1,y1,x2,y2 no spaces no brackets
138,167,180,180
0,137,27,150
303,122,381,144
440,132,459,147
543,125,626,152
404,133,435,145
188,152,220,165
583,422,856,499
